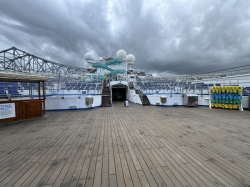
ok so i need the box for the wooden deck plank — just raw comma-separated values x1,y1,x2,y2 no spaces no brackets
144,149,175,187
127,111,198,186
53,141,82,186
1,130,67,185
156,114,250,185
45,119,88,186
0,102,250,187
0,126,60,173
109,174,117,187
20,117,83,187
142,105,250,186
92,113,105,187
34,112,94,187
114,104,141,187
110,111,126,187
128,115,201,187
124,151,142,187
85,114,102,187
137,170,150,187
108,116,116,175
159,108,250,170
132,111,204,185
61,133,93,186
120,126,142,171
77,179,86,187
119,122,160,186
11,148,55,187
168,146,225,186
120,126,158,186
22,122,84,186
121,108,199,185
68,113,98,187
154,149,191,187
78,113,101,183
101,110,109,187
0,118,61,161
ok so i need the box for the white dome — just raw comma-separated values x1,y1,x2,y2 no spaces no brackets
126,54,135,64
85,52,95,63
116,50,127,60
99,57,104,61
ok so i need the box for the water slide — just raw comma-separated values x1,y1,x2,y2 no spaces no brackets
92,58,125,76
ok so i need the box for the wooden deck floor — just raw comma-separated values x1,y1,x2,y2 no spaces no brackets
0,102,250,187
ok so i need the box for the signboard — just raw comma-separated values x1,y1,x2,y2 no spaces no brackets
0,103,16,119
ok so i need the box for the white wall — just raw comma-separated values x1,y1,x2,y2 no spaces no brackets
147,94,183,106
45,95,102,110
198,96,210,106
147,94,210,106
127,90,142,105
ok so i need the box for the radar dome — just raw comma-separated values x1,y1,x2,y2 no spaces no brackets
116,50,127,60
126,54,135,65
85,52,95,63
99,57,104,62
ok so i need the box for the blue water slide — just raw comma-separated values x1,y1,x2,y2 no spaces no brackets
92,63,113,71
92,58,125,76
107,69,125,76
106,58,124,65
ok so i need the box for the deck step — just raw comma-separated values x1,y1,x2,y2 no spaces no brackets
102,87,111,107
142,95,150,106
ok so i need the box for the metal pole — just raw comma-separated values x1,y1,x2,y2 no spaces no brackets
201,86,203,97
3,51,5,69
38,81,41,99
43,81,46,115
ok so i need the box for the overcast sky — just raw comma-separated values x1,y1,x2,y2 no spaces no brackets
0,0,250,75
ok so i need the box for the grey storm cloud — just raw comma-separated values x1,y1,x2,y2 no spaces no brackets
0,0,250,75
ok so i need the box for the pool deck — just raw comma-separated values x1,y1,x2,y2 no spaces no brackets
0,102,250,187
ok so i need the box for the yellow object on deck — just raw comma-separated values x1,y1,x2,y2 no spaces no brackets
221,87,225,93
229,104,233,109
233,105,238,109
237,86,242,94
232,87,237,94
211,87,216,93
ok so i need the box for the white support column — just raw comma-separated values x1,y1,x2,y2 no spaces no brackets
239,103,244,111
209,88,212,109
239,86,244,111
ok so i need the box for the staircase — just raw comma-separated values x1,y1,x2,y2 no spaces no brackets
102,86,112,107
142,94,150,105
135,89,150,106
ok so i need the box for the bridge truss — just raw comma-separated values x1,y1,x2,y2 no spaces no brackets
0,47,86,77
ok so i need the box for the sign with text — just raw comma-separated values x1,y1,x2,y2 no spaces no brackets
0,103,16,119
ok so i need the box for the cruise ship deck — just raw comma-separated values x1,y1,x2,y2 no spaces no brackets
0,102,250,187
